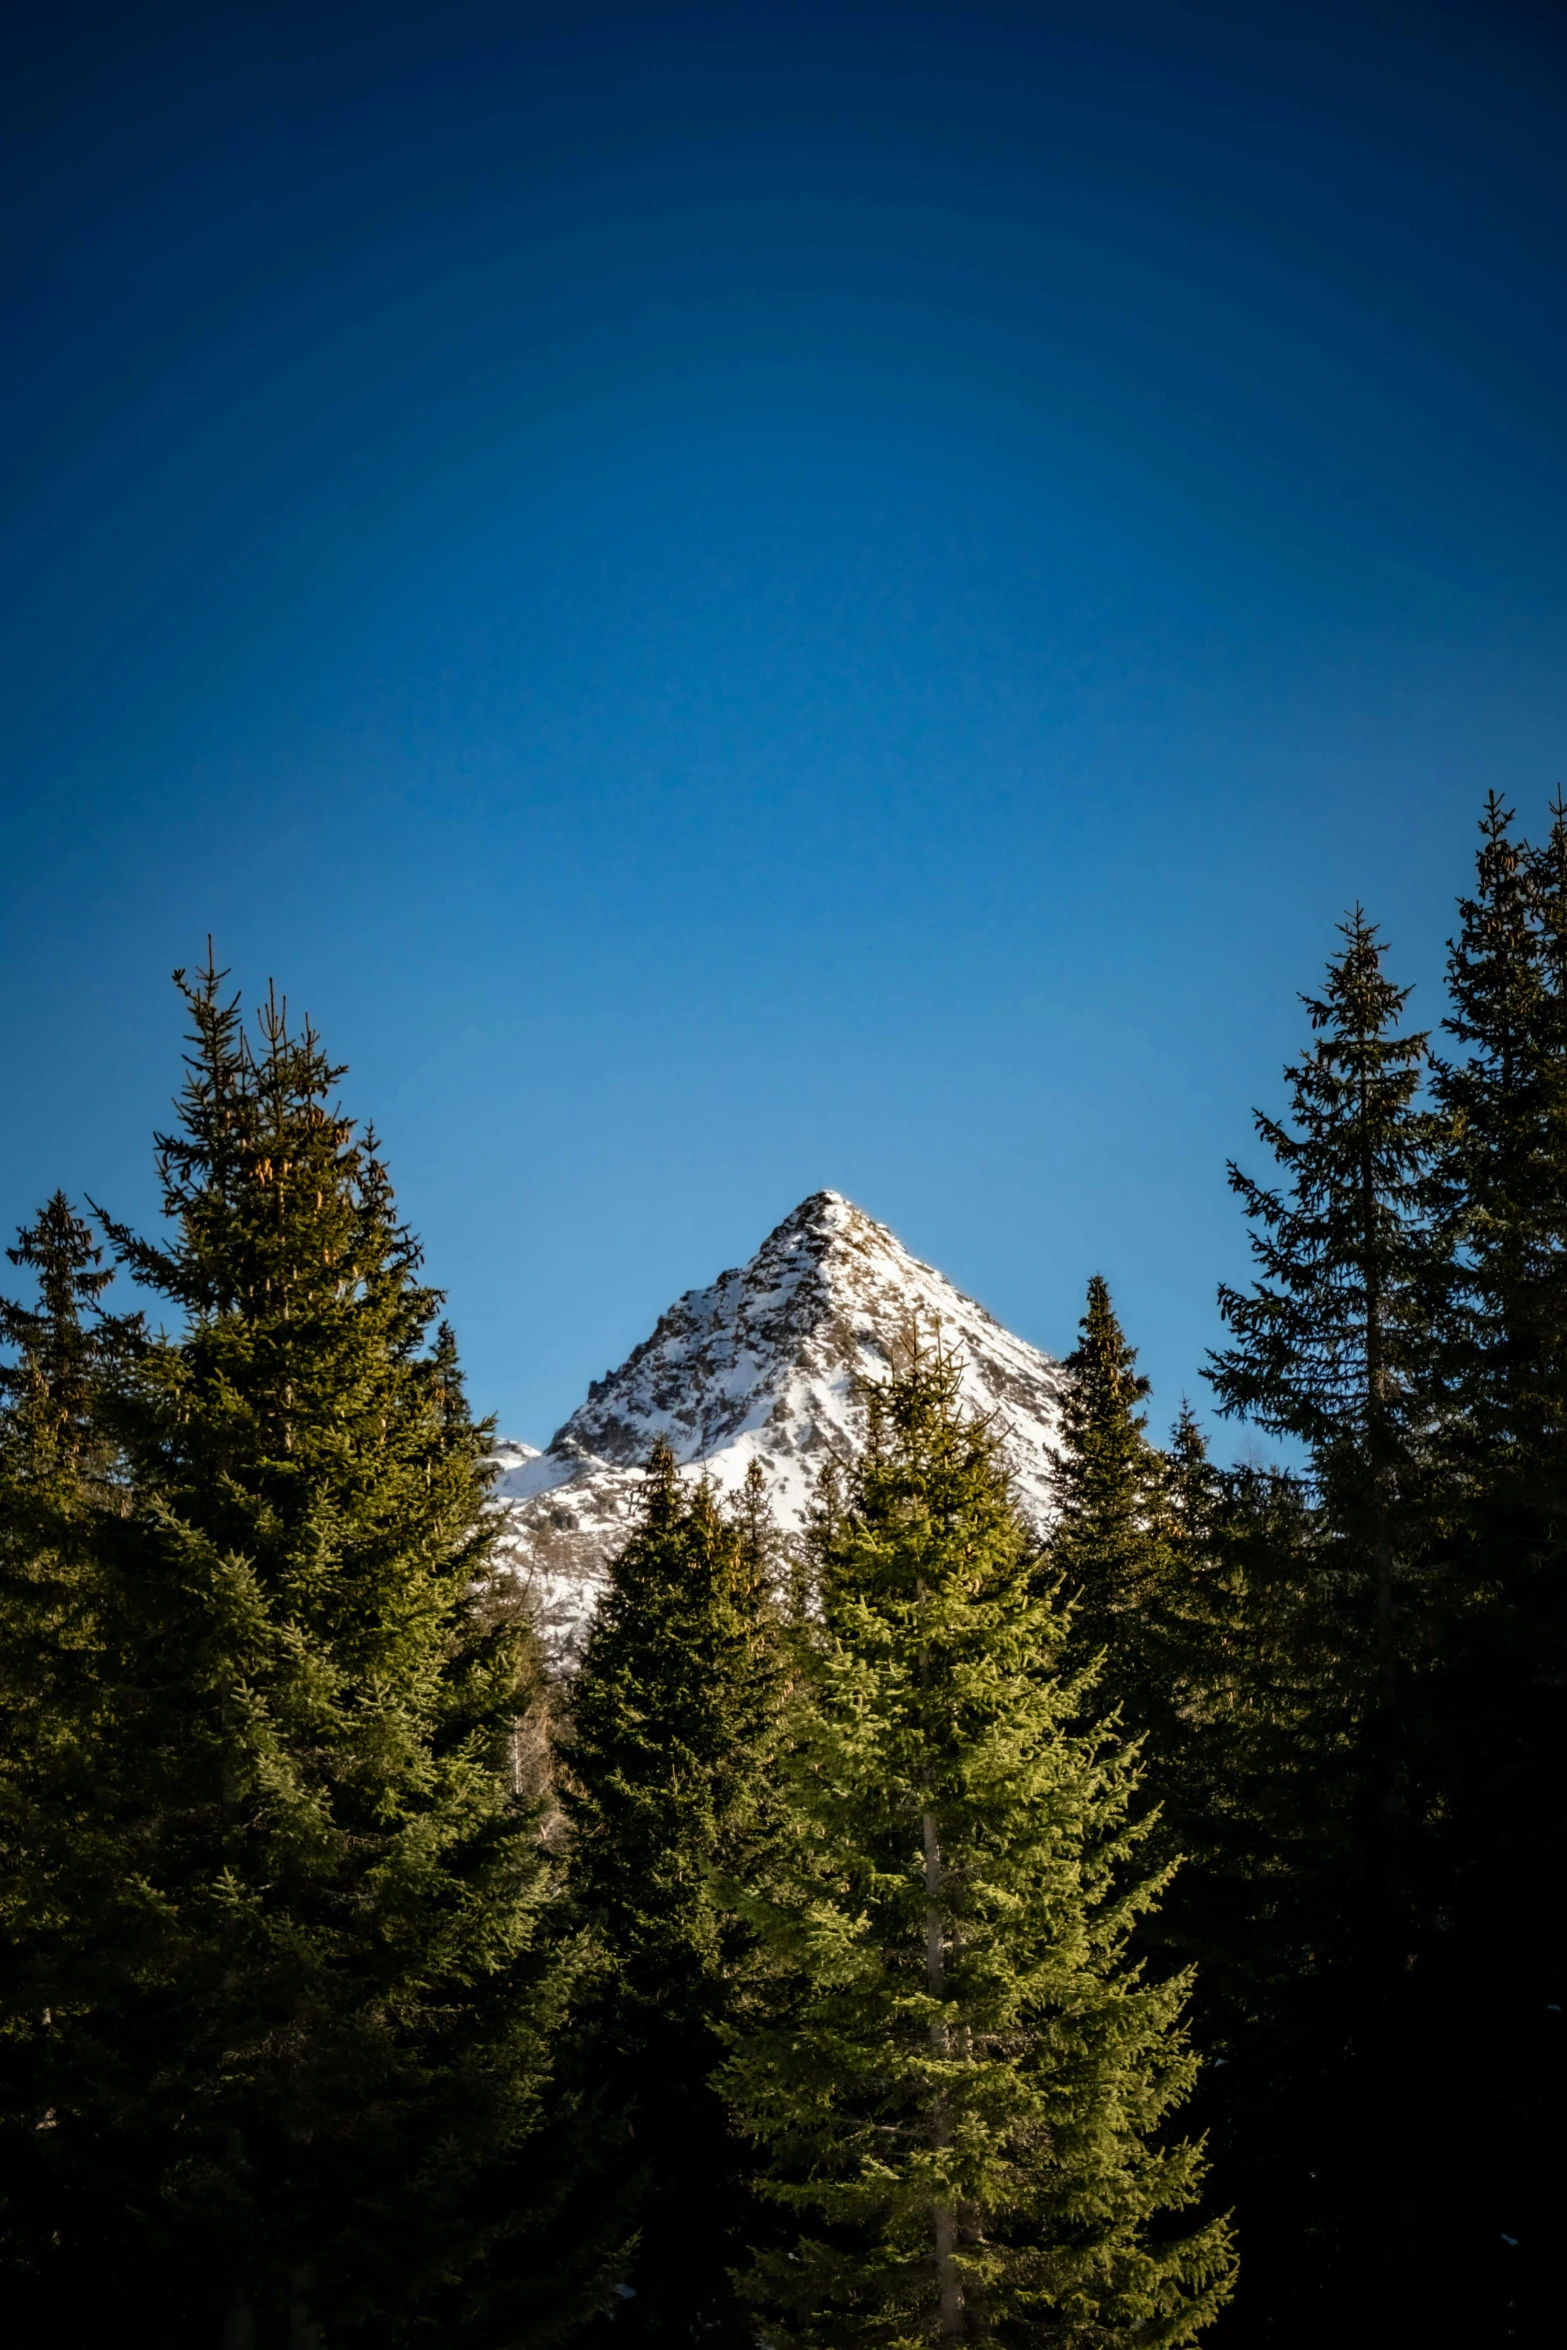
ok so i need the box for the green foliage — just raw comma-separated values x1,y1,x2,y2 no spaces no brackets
0,1195,124,2290
560,1446,785,2343
1148,1455,1365,2348
0,1192,116,1845
1048,1277,1188,1769
11,792,1567,2346
724,1336,1233,2348
1428,793,1567,1582
1046,1284,1341,2082
1208,908,1436,1885
0,964,584,2346
1202,917,1435,2331
1433,794,1555,1434
1211,908,1433,1513
1413,795,1567,2339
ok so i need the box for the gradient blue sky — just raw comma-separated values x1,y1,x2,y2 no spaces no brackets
3,0,1565,1447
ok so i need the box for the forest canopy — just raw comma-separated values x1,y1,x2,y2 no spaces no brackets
3,796,1563,2347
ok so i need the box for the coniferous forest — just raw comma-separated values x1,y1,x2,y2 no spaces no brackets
3,795,1563,2348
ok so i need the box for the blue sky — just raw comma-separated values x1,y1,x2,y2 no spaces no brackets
3,0,1565,1446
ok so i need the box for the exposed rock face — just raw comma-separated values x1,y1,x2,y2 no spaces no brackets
492,1191,1068,1663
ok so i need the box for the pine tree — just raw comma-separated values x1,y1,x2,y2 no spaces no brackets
1,963,586,2345
1048,1330,1310,2034
0,1197,122,2291
1048,1277,1184,1768
1210,909,1432,1570
723,1334,1233,2347
1419,795,1567,2334
560,1443,785,2344
1428,789,1567,1616
1427,792,1561,1620
1044,1292,1325,2223
0,1194,116,1838
1206,909,1437,2341
1208,909,1434,1877
1150,1437,1358,2348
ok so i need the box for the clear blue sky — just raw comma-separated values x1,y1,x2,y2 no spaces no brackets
3,1,1564,1448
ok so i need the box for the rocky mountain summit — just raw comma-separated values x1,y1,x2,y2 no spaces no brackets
492,1190,1069,1662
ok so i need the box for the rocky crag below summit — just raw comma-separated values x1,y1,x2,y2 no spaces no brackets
491,1190,1069,1665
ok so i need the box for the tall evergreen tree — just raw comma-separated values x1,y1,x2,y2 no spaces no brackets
1206,909,1437,2343
1145,1434,1350,2350
1210,908,1433,1592
0,964,586,2346
1427,792,1560,1598
0,1193,116,1837
1420,795,1567,2335
724,1335,1233,2347
1044,1292,1331,2179
0,1197,123,2291
1209,909,1434,1880
1046,1298,1326,2189
1048,1276,1185,1768
1428,788,1567,1601
560,1443,785,2344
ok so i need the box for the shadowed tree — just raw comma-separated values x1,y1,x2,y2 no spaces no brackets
0,1195,123,2295
1417,795,1567,2336
560,1443,786,2345
1207,909,1438,2343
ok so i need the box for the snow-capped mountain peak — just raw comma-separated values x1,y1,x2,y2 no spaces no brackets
494,1191,1067,1660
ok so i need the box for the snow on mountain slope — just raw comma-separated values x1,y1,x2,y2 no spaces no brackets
492,1190,1068,1662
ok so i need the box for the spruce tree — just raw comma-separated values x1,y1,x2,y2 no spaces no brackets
560,1443,785,2344
1206,909,1437,2341
1420,795,1567,2334
1148,1436,1353,2348
0,1193,116,1845
1,964,585,2346
1432,793,1554,1446
1428,789,1567,1649
1210,909,1432,1566
1208,908,1434,1877
1048,1277,1184,1767
1043,1293,1319,2203
723,1335,1233,2347
1047,1306,1309,2059
0,1197,122,2292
